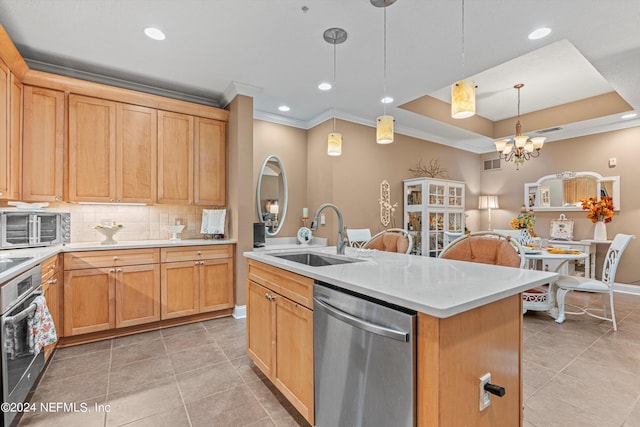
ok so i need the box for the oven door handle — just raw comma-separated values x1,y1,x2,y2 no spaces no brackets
4,291,43,324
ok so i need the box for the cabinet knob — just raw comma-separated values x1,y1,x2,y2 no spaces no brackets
197,251,202,255
195,261,199,265
109,268,115,273
116,268,122,273
48,278,58,285
113,256,119,260
55,195,61,201
200,261,205,265
49,265,55,270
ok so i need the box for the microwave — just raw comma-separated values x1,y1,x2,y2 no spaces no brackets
0,211,70,248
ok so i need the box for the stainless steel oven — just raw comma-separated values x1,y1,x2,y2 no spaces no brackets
0,211,70,249
1,265,44,427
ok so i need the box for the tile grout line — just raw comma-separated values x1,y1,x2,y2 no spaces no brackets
103,338,114,427
160,326,195,427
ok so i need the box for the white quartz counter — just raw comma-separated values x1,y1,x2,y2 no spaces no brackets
244,246,558,318
0,239,235,283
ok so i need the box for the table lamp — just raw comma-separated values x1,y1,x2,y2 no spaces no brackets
478,195,499,231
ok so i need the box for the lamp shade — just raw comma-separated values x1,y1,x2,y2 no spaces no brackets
451,79,476,119
376,115,394,144
327,132,342,156
478,195,499,210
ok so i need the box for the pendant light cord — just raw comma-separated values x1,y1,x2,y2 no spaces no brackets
333,40,337,132
383,4,387,115
461,0,465,80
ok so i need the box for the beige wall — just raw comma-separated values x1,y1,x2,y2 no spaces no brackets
480,127,640,285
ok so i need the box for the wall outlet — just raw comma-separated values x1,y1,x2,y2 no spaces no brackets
479,373,492,411
609,157,617,167
320,214,326,225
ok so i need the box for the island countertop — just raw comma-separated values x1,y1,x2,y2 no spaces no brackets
244,246,557,318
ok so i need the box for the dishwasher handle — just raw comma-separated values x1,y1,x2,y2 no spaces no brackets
314,296,409,342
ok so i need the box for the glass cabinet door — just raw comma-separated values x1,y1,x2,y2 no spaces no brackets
406,183,423,206
448,212,464,232
428,183,445,206
406,211,422,256
447,185,464,207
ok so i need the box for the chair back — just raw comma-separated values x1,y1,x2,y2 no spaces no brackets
439,231,526,268
346,228,372,248
601,234,636,288
363,228,413,254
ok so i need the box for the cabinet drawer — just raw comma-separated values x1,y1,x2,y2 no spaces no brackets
247,260,313,309
161,245,233,262
41,254,60,281
64,248,160,270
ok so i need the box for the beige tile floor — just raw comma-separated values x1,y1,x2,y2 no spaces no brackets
14,291,640,427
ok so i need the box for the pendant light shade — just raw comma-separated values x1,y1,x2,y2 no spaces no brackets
376,115,394,144
451,79,476,119
327,132,342,156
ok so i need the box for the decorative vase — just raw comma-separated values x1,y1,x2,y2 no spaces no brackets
519,228,533,246
593,221,607,241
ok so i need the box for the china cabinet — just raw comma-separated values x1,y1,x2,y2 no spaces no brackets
404,177,465,257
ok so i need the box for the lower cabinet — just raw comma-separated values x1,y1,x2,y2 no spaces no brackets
160,245,234,320
63,249,160,336
41,254,62,361
246,260,314,424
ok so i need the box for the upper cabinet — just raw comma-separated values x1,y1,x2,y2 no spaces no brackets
22,86,65,202
69,95,158,203
0,60,22,200
158,111,226,206
524,171,621,212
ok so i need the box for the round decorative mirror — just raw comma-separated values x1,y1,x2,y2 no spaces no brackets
257,155,288,236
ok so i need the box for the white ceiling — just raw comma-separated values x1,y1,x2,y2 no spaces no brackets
1,0,639,153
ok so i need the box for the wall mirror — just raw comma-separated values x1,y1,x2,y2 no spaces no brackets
524,171,620,212
257,155,288,236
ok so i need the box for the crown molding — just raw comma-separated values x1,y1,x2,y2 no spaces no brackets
222,81,263,107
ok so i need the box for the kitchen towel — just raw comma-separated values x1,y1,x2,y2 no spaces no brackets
27,295,57,355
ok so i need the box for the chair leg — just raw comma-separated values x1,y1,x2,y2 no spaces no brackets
602,294,608,318
555,287,571,324
609,291,617,331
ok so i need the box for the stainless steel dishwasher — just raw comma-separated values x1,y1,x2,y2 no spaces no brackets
313,282,417,427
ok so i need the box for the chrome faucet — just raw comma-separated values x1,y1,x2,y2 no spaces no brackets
310,203,347,255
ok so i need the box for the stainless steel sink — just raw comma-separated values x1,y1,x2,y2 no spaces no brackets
270,252,364,267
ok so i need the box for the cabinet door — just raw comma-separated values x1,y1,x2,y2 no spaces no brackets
199,257,234,313
42,267,61,361
116,264,160,328
63,267,115,336
68,94,116,202
22,86,65,202
0,60,8,199
194,117,225,206
246,280,274,378
274,296,314,424
116,103,157,203
158,110,193,204
160,260,199,319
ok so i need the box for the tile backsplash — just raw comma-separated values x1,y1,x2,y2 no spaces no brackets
49,203,211,243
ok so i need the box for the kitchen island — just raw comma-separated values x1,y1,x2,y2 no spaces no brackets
244,246,557,427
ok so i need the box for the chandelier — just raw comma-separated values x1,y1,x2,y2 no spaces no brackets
494,84,545,169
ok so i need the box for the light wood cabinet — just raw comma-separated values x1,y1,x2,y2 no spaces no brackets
0,60,22,201
160,245,234,319
157,110,193,204
194,117,226,206
69,94,158,203
158,111,226,206
68,94,116,202
246,260,314,424
22,86,65,202
63,249,160,336
41,254,62,361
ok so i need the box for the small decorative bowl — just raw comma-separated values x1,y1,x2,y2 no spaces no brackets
95,226,123,245
168,224,185,241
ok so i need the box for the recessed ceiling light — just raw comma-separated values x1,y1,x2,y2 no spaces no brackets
318,82,332,91
528,27,551,40
381,96,394,104
144,27,166,41
621,113,637,119
278,105,290,112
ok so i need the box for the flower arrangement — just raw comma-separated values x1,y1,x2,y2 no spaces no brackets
510,206,536,235
581,196,613,223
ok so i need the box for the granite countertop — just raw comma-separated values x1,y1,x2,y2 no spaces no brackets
0,239,236,283
244,246,558,318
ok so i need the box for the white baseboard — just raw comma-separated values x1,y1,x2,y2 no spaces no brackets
614,283,640,296
233,305,246,319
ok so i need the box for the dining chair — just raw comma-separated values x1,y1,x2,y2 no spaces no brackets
555,233,635,331
363,228,413,254
439,231,526,268
346,228,372,248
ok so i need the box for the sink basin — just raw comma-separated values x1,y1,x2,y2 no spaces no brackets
270,252,364,267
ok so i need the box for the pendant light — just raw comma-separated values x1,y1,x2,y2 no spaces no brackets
323,28,347,156
451,0,476,119
371,0,396,144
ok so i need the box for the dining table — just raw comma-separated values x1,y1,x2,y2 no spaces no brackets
522,248,589,318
